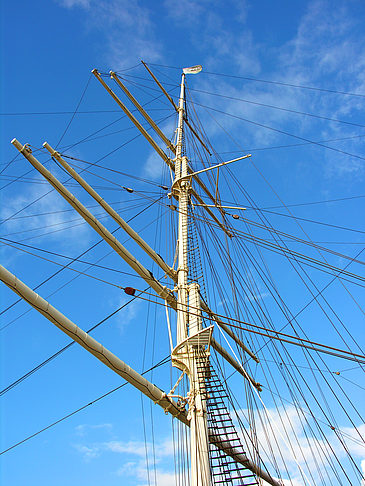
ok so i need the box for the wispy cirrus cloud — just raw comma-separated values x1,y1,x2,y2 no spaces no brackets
0,182,91,254
74,436,180,484
114,293,141,330
142,118,176,180
75,422,113,436
72,402,364,484
261,0,365,178
237,403,365,485
57,0,163,68
187,0,365,179
58,0,91,8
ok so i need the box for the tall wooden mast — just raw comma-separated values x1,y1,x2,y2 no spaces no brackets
4,65,282,486
172,71,210,485
175,72,189,346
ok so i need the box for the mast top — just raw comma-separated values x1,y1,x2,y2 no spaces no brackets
182,65,203,75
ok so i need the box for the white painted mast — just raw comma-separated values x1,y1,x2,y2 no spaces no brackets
175,72,189,346
173,69,210,486
5,65,286,486
0,264,280,486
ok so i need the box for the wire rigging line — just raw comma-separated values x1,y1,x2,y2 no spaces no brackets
0,153,21,176
217,323,314,484
0,75,93,202
210,222,365,458
0,118,168,236
192,99,365,163
184,86,365,129
0,197,161,326
181,178,365,288
0,109,169,116
3,63,364,483
227,135,365,319
0,356,170,455
0,172,162,194
254,209,365,235
0,206,169,290
1,196,160,242
0,239,130,290
91,286,365,365
195,201,365,264
59,154,170,189
259,381,365,448
225,356,361,484
165,195,365,284
214,132,365,155
0,199,125,222
188,79,362,478
184,208,365,285
232,217,365,370
244,194,365,210
25,114,172,225
56,74,92,147
126,75,365,151
250,246,365,361
0,285,155,397
121,71,365,131
185,109,364,388
0,237,138,278
107,74,365,155
55,80,178,154
148,62,365,98
197,92,365,325
238,216,365,264
57,114,166,147
223,165,365,357
0,84,175,223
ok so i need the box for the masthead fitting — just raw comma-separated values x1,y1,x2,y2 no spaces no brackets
182,65,202,75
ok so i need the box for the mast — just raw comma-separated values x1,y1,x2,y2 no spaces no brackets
6,66,284,486
173,72,210,485
175,72,189,346
3,59,364,486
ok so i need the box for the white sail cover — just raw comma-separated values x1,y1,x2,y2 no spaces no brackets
183,65,202,74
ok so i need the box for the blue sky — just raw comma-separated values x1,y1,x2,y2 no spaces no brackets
1,1,365,485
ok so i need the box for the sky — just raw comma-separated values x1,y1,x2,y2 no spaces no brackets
1,1,365,485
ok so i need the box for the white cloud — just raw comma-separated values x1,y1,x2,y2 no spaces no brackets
244,289,269,303
73,403,365,484
274,0,365,178
143,150,164,180
57,0,163,69
75,423,112,436
106,440,147,457
105,437,174,458
116,459,179,486
116,461,138,476
236,403,365,485
163,0,257,78
142,118,176,180
0,182,91,251
232,0,249,25
163,0,206,25
108,292,141,331
75,436,180,484
340,423,365,457
160,0,365,179
137,469,178,486
54,0,365,183
73,443,101,460
58,0,90,8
